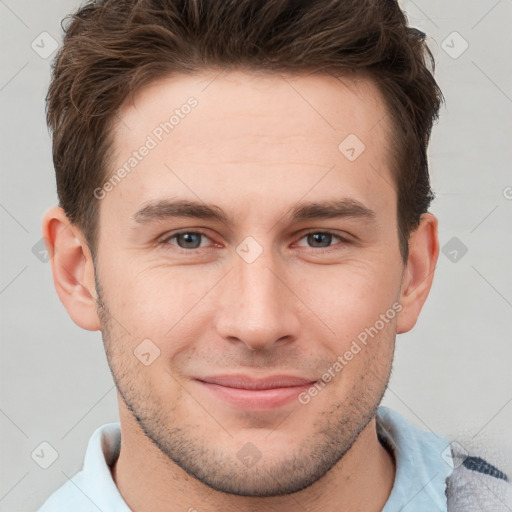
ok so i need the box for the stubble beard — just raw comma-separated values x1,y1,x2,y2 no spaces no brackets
95,275,393,497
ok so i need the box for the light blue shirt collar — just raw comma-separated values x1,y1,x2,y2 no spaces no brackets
378,406,453,512
37,422,130,512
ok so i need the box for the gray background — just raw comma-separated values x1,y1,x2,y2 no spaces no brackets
1,0,511,510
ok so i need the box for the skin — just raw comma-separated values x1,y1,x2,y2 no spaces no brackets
43,70,439,512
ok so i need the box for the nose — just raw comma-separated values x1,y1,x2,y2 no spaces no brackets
215,246,301,351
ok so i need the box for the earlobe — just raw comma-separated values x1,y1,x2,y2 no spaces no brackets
396,213,439,334
42,206,101,331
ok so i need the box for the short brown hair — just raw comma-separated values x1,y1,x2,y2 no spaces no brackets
46,0,443,261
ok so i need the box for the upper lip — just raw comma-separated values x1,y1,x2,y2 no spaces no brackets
196,374,317,390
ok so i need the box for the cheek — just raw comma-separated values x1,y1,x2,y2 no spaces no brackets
297,258,402,343
100,262,219,345
99,242,402,356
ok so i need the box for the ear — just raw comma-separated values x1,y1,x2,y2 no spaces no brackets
396,213,439,334
42,206,101,331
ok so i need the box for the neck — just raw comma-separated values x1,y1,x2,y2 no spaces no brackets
111,408,395,512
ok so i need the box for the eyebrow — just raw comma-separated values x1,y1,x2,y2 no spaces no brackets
132,198,377,225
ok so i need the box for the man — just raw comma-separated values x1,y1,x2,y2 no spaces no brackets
38,0,511,510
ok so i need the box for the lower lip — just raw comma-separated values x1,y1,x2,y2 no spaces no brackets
195,381,315,409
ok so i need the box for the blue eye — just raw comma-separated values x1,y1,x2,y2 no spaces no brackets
303,232,338,248
296,231,344,250
165,231,209,249
159,230,348,254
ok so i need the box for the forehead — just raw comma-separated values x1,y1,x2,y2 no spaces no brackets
105,70,394,225
115,69,390,151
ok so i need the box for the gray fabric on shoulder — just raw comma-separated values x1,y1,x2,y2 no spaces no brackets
446,441,512,511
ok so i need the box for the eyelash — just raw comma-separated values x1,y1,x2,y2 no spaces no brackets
159,230,350,254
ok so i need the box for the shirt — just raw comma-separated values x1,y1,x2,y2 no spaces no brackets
36,406,508,511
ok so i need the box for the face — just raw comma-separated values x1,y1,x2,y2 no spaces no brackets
94,70,404,496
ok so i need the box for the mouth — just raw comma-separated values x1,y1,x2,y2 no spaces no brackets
193,374,317,410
